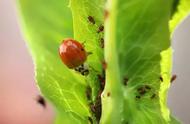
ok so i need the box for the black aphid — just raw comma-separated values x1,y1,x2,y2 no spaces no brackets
123,77,128,86
88,16,95,24
86,86,92,100
36,95,46,108
97,25,104,33
159,76,163,82
171,74,177,83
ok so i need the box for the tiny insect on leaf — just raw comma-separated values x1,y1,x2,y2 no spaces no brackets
36,95,46,108
59,38,87,69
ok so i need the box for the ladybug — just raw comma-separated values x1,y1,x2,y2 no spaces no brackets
59,38,87,69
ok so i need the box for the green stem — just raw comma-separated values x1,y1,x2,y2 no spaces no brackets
101,0,124,123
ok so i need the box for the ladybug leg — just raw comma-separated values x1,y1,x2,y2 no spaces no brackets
81,41,86,47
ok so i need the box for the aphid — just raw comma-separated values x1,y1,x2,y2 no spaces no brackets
59,38,87,69
88,16,95,24
159,76,163,82
137,87,146,95
107,92,111,97
104,10,109,19
90,103,96,113
88,117,93,124
151,93,156,99
123,77,128,86
89,101,101,121
36,95,46,108
74,64,89,76
171,74,177,83
102,60,107,70
94,99,101,121
97,25,104,33
86,85,92,100
145,85,151,90
98,74,105,90
97,90,103,98
136,95,141,99
100,38,104,48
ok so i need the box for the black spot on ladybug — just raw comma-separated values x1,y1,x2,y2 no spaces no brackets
36,95,46,108
86,86,92,100
151,93,156,99
88,117,93,124
123,77,128,86
97,25,104,33
88,16,95,24
159,76,163,82
171,74,177,83
107,92,111,97
100,38,104,48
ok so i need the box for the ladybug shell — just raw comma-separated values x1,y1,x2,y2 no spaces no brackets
59,38,87,68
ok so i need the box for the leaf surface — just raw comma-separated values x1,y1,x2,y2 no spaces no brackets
101,0,178,123
17,0,91,123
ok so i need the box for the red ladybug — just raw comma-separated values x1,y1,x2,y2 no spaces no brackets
59,38,87,69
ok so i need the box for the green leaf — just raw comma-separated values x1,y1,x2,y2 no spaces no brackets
101,0,179,124
69,0,105,94
17,0,92,123
17,0,190,123
170,0,190,33
69,0,105,122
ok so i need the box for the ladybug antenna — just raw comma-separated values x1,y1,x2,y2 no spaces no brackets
82,41,86,47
